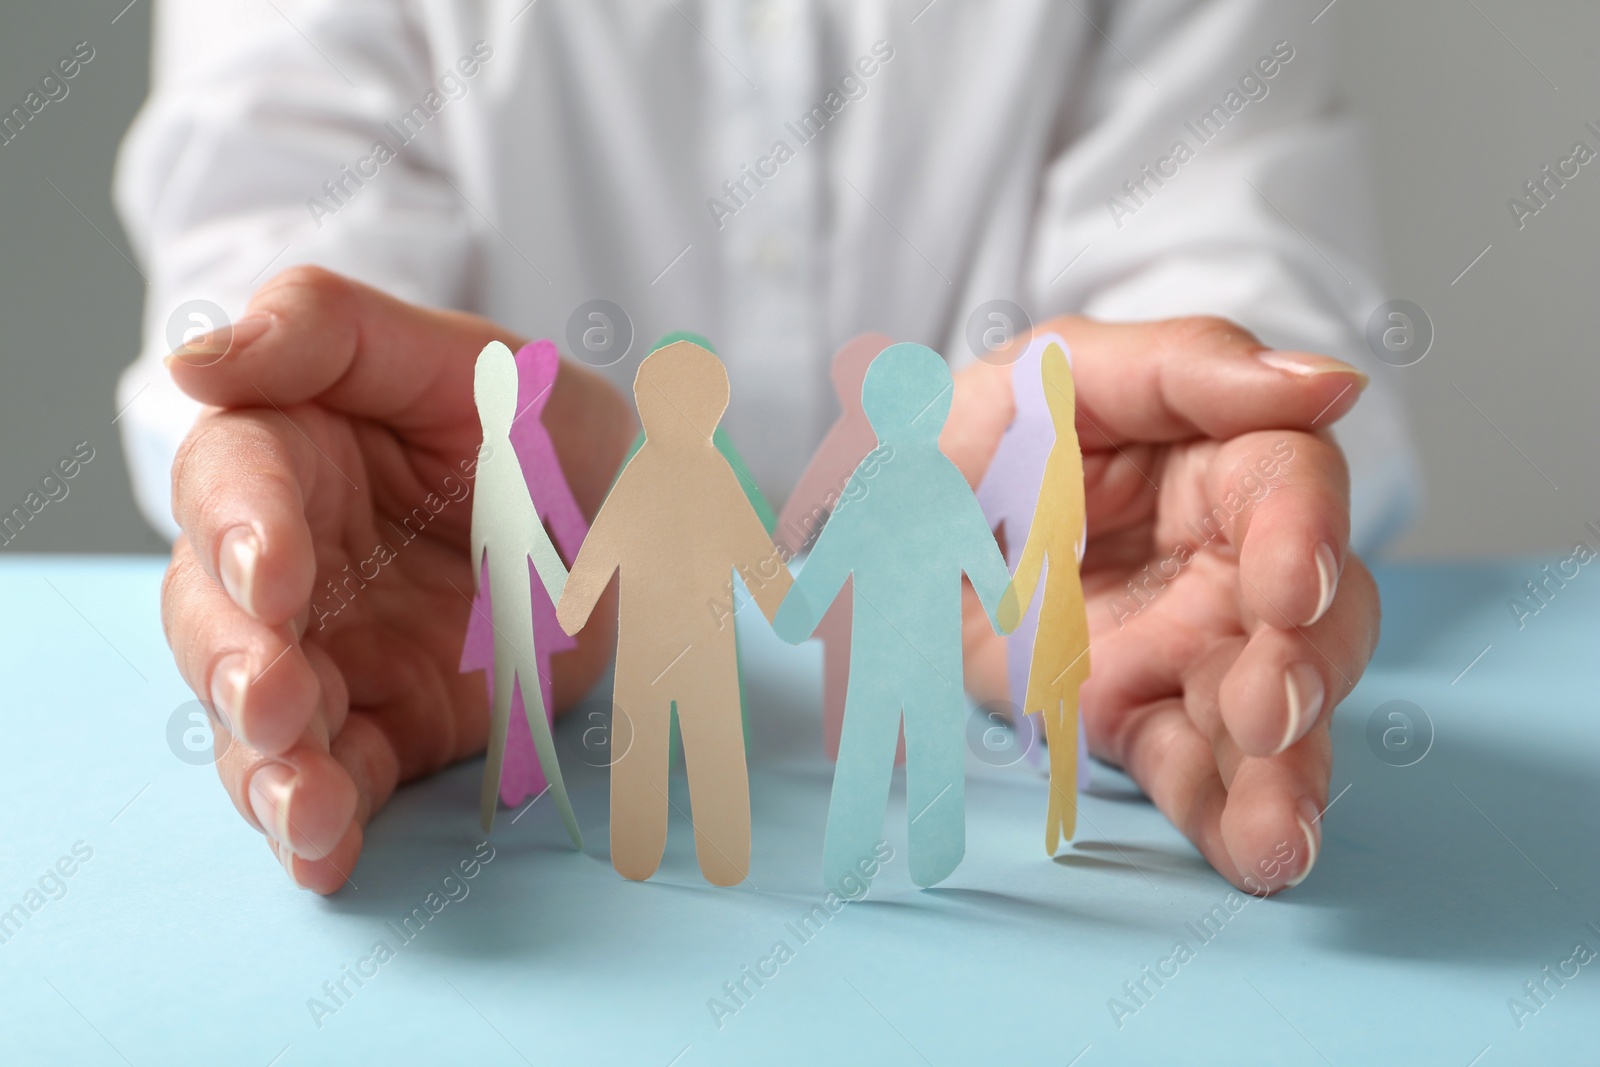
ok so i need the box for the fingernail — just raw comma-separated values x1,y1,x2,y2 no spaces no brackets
219,525,260,616
165,313,272,367
1279,662,1325,754
1287,797,1322,887
1306,541,1339,626
249,762,296,845
1257,350,1370,387
209,652,249,738
272,841,306,889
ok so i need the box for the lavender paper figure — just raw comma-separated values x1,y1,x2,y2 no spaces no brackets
975,333,1090,788
461,340,588,808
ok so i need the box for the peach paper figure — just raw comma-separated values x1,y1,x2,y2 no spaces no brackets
998,341,1091,855
774,343,1013,891
774,333,896,762
977,333,1091,784
467,342,581,846
460,340,587,808
556,340,792,887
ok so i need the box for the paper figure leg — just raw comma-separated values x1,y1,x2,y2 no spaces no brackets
500,667,553,807
819,586,904,764
903,678,967,887
823,666,903,894
608,677,672,881
490,648,583,847
675,641,751,887
1040,568,1091,855
817,591,851,761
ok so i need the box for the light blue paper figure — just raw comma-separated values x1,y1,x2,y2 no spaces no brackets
773,343,1013,890
975,333,1091,788
469,341,582,846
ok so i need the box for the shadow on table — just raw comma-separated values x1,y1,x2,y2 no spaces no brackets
1285,710,1600,963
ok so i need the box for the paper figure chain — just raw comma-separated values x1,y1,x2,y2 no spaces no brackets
461,331,1090,888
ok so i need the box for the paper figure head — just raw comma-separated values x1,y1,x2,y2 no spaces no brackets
1039,341,1075,433
515,340,560,416
474,341,519,438
634,340,729,444
831,333,892,408
861,343,951,444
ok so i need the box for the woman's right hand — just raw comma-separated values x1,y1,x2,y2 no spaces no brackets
161,266,635,892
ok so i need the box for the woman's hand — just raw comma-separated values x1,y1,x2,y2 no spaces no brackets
161,267,634,892
949,315,1379,894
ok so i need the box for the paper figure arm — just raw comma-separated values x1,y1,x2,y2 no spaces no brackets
772,492,855,645
729,478,794,624
536,451,591,566
955,470,1018,636
522,489,569,609
555,472,625,636
775,422,857,556
999,481,1050,634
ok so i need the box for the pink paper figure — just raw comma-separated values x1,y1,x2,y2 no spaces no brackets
460,340,588,807
976,334,1090,786
775,334,903,764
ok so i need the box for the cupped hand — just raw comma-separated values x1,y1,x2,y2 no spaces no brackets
162,267,634,892
948,315,1379,894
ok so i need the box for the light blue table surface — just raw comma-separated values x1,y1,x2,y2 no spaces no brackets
0,555,1596,1066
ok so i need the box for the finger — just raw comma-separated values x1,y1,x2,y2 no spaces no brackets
165,265,509,442
272,822,364,895
1216,732,1331,894
1100,695,1242,886
162,540,321,755
1040,314,1369,446
1217,558,1379,757
1176,635,1331,892
1208,430,1350,629
170,409,322,625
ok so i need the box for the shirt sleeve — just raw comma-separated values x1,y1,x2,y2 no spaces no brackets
113,0,481,538
1012,0,1420,554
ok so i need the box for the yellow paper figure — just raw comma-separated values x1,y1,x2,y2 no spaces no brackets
999,342,1091,855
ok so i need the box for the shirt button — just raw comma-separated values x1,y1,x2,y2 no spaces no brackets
745,0,792,42
752,234,794,274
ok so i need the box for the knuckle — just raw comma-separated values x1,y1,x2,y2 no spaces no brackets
256,263,348,308
1158,315,1258,354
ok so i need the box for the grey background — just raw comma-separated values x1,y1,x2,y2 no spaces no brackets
0,0,1593,559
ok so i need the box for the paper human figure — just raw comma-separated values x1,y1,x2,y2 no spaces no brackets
774,333,901,762
459,340,588,808
466,341,582,846
556,340,793,886
773,343,1013,891
997,341,1091,855
977,334,1091,787
620,331,777,757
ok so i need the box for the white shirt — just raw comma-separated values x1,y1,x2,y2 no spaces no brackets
115,0,1418,549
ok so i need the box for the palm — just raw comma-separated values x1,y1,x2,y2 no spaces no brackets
288,403,488,788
